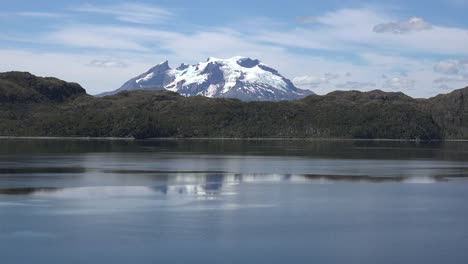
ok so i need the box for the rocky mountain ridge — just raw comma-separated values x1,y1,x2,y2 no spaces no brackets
100,57,313,101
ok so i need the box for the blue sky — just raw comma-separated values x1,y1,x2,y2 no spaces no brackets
0,0,467,96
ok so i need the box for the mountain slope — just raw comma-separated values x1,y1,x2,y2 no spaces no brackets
100,57,314,101
426,86,468,138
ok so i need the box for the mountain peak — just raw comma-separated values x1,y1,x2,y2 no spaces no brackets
206,57,221,62
204,56,261,67
176,63,189,71
102,57,314,100
236,57,261,68
149,60,170,71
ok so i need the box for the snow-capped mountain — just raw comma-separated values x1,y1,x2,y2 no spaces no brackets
100,56,314,101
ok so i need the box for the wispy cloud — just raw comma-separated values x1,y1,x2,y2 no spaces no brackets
257,9,468,56
433,75,468,90
87,59,128,68
373,17,432,34
293,75,326,88
0,11,68,19
71,3,172,24
16,12,68,18
336,81,376,89
18,7,468,57
44,25,160,51
434,59,468,75
2,5,467,97
383,77,416,90
293,72,340,88
324,72,340,81
434,76,468,84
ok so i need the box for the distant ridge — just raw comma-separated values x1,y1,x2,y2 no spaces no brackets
1,71,468,140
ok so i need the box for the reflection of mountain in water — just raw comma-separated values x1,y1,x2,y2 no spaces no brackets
0,172,449,197
152,173,303,196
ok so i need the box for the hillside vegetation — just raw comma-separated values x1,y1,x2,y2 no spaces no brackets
1,71,467,140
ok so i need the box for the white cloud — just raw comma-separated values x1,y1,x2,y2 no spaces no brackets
257,8,388,52
373,17,432,34
2,6,468,98
28,20,444,96
437,84,453,90
433,75,468,91
87,59,128,68
44,25,158,51
28,7,468,58
432,59,468,90
434,76,468,84
293,75,325,88
383,77,416,90
336,81,376,89
316,8,386,28
256,9,468,56
71,3,172,24
293,72,340,88
324,72,340,81
434,59,468,74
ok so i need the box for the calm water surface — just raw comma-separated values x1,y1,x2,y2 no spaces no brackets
1,139,468,263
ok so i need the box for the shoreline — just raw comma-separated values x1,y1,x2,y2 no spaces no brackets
0,136,465,142
0,136,135,141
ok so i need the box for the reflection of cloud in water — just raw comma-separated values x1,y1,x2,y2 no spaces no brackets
32,186,156,199
0,201,31,207
160,173,447,185
154,184,236,196
165,203,275,212
402,177,439,184
0,173,449,216
165,173,307,185
8,183,273,215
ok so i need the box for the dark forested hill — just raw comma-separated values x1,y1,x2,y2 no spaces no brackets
0,71,467,140
425,87,468,139
0,72,86,103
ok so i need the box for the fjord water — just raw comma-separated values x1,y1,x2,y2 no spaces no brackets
1,139,468,263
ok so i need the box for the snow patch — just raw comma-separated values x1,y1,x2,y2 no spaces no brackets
206,84,218,97
136,72,154,83
128,56,303,99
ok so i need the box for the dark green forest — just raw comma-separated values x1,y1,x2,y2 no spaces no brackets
1,71,467,140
